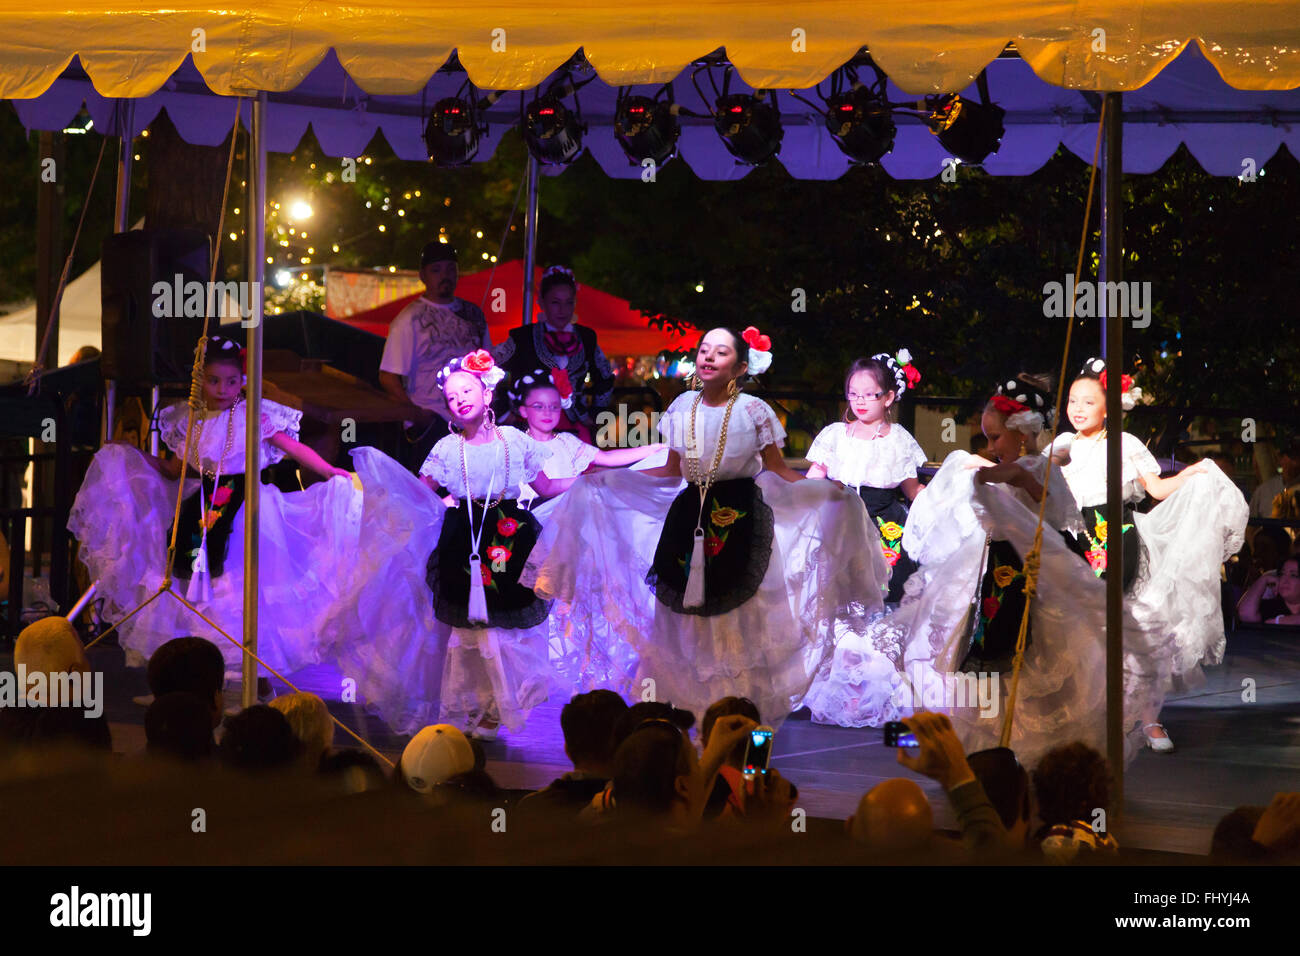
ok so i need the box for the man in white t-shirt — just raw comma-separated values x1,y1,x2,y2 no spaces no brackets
379,242,492,470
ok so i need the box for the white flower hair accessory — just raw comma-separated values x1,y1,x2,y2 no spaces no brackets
741,326,773,376
871,349,922,395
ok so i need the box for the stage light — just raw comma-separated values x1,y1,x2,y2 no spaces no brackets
288,200,313,222
614,94,680,167
824,86,895,165
524,94,587,166
274,269,292,287
925,92,1005,165
714,93,783,165
424,96,481,167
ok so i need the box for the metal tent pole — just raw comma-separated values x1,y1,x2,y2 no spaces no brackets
242,93,267,709
1100,91,1125,813
106,106,134,443
521,156,540,324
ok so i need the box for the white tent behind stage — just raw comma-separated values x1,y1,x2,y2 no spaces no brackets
0,260,103,367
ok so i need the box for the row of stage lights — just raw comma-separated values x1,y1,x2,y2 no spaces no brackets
423,62,1006,171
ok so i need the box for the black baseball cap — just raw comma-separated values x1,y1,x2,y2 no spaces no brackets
421,242,458,267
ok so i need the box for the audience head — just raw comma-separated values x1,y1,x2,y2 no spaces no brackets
560,690,629,775
702,696,761,768
145,692,216,762
1281,440,1300,484
146,637,225,728
613,701,695,751
14,617,90,687
318,749,390,795
967,747,1031,850
219,705,303,773
847,778,934,852
610,720,697,822
398,724,476,794
1033,742,1110,829
269,692,334,767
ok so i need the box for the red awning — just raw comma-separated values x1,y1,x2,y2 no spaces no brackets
338,260,695,356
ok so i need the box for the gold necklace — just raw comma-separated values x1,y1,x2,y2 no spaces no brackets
685,391,739,490
191,401,239,479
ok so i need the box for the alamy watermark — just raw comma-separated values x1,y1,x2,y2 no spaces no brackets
595,403,666,448
894,664,1001,719
0,666,103,718
152,274,262,327
1042,273,1152,328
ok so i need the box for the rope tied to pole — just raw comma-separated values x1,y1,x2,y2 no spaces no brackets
999,96,1108,749
76,95,395,770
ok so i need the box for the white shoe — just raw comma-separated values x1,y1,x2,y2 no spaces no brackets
1143,722,1175,753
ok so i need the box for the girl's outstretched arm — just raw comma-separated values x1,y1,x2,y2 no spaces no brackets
530,474,577,499
1139,460,1209,501
268,432,350,480
591,442,667,467
761,444,805,483
640,449,683,479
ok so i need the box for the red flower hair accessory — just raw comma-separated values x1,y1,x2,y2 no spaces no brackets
550,368,574,408
742,326,773,375
990,394,1029,415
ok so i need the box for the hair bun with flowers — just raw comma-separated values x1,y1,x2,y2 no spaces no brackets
992,376,1052,434
1081,357,1143,411
742,326,773,376
438,349,506,392
509,367,574,410
871,349,921,395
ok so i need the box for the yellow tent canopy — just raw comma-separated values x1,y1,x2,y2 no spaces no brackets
1,1,1298,100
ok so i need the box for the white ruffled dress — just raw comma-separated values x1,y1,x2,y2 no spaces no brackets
329,429,554,736
68,399,362,678
804,421,928,491
813,450,1159,765
1051,431,1249,689
523,391,890,727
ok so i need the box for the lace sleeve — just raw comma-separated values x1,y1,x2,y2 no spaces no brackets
560,432,599,473
258,399,303,465
806,424,840,466
657,393,692,449
1123,431,1161,479
743,396,786,450
419,437,454,488
896,427,929,470
158,403,191,457
516,429,554,483
260,400,303,441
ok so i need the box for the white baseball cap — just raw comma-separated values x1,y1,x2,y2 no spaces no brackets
400,724,475,793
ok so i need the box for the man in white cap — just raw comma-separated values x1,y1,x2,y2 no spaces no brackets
0,616,110,751
398,723,477,794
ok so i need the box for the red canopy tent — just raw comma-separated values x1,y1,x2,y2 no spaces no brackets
336,260,695,356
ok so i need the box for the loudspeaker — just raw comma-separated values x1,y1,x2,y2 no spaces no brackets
100,229,212,389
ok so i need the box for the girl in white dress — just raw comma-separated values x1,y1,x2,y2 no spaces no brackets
333,350,576,739
68,335,359,680
508,367,665,522
506,368,664,693
523,327,889,727
808,375,1113,757
805,351,927,603
1049,359,1248,752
